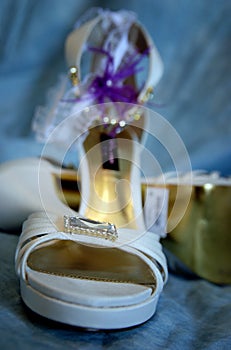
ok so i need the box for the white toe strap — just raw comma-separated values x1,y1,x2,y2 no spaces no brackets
16,212,168,289
130,234,168,284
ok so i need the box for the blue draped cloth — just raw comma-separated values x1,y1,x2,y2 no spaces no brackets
0,1,230,349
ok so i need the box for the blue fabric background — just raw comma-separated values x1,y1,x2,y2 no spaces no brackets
0,1,230,349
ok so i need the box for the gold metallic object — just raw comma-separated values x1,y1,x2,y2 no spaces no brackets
140,87,154,103
69,66,79,86
133,113,141,121
161,183,231,284
52,170,80,210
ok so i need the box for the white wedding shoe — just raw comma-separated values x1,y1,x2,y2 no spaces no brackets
0,157,76,230
13,8,168,329
15,211,167,329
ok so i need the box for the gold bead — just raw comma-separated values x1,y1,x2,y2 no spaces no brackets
140,87,154,103
68,66,79,86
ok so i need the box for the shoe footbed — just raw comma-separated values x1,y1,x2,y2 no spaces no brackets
27,240,156,288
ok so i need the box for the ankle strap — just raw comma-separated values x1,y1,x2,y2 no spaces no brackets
65,15,163,102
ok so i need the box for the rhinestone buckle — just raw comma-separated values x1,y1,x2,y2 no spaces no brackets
63,215,118,241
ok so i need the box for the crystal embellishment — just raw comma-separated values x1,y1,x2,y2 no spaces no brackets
63,215,118,241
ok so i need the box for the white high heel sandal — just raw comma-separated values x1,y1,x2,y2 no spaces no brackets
14,9,168,329
15,211,167,329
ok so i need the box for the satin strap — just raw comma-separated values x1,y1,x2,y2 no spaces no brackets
15,212,168,285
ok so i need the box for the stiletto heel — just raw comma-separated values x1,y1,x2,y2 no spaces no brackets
78,119,145,230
